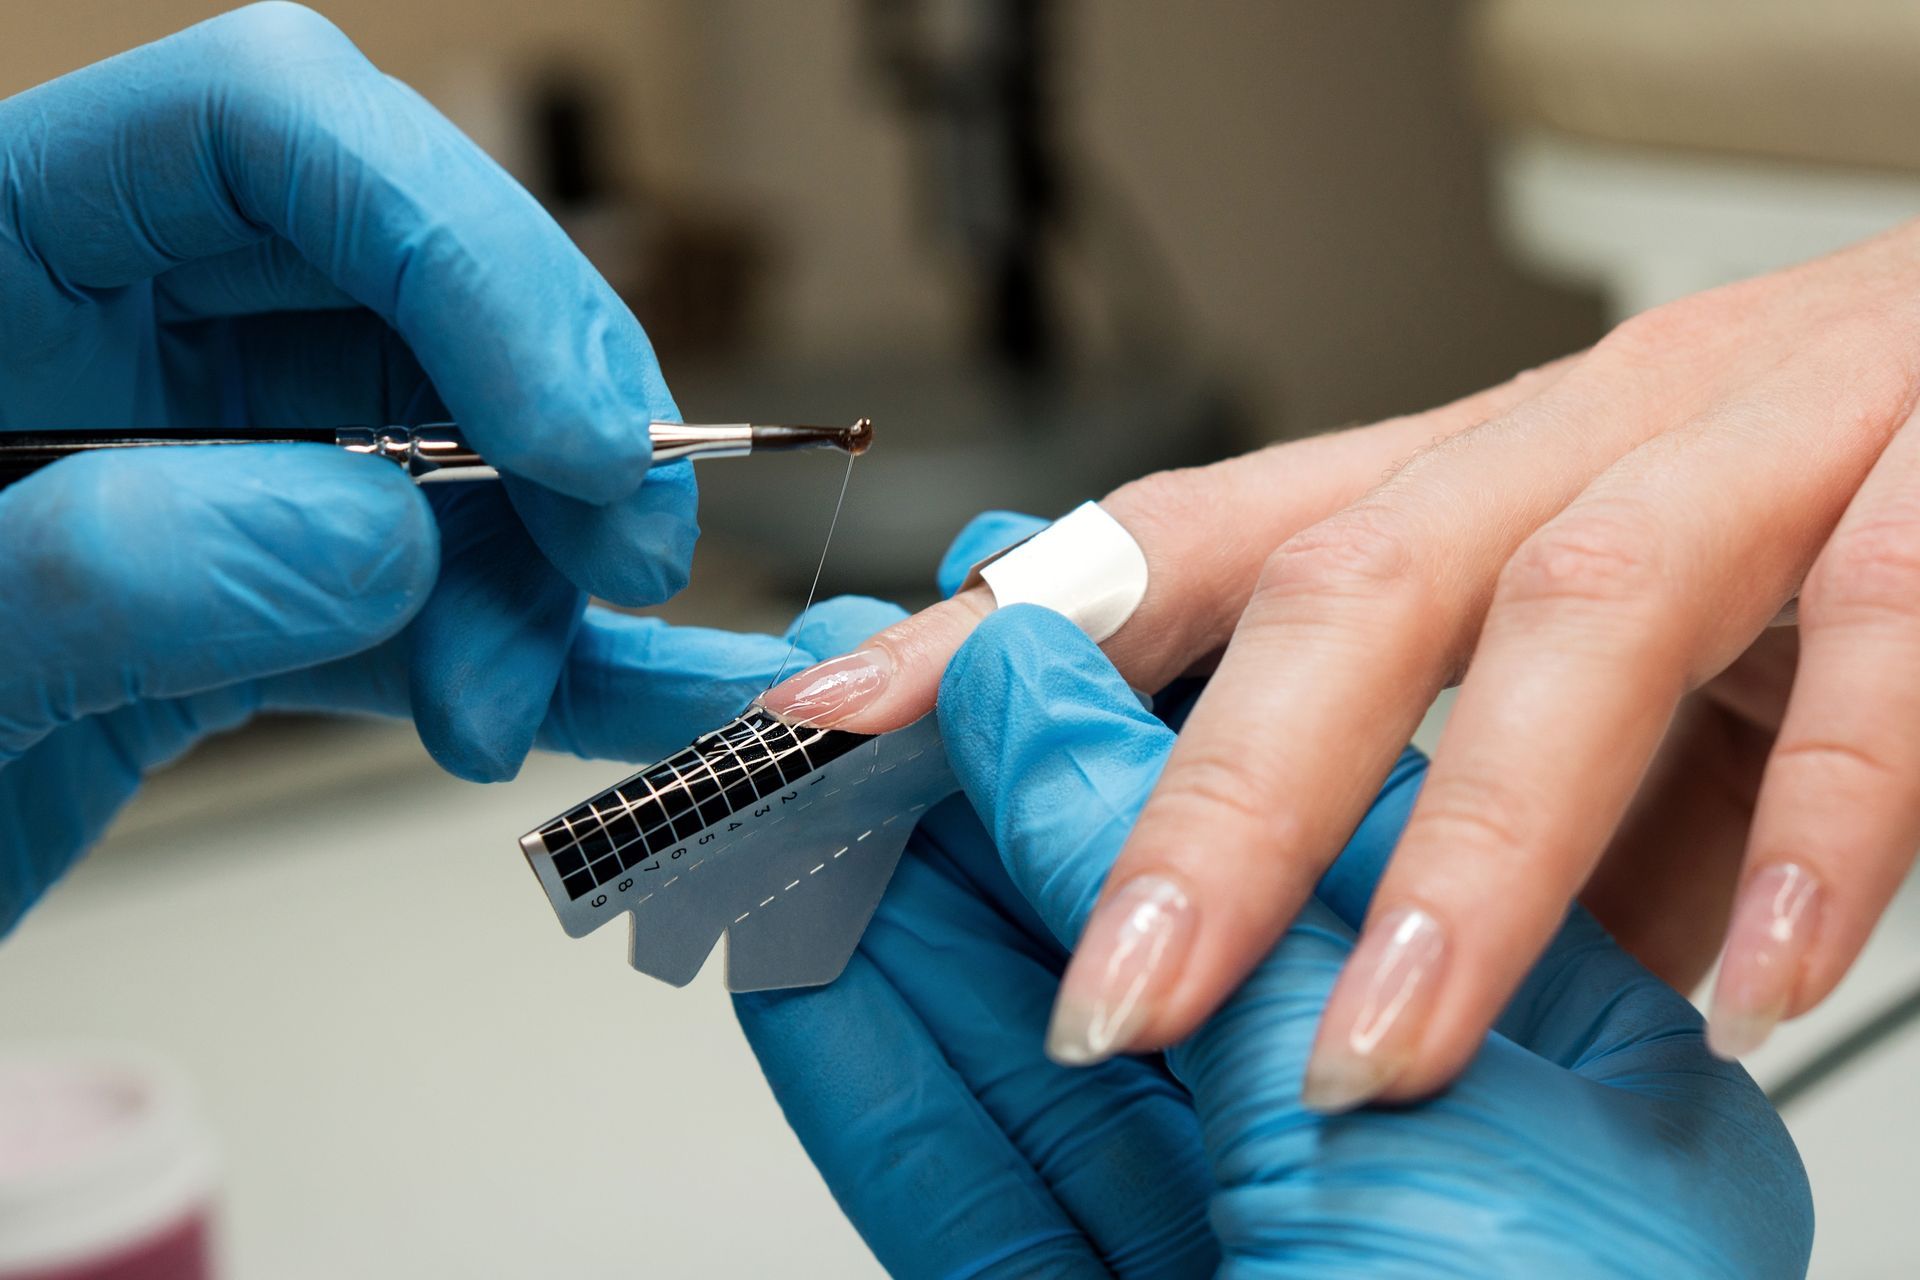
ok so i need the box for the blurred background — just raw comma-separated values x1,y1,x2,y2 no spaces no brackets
6,1,1920,1276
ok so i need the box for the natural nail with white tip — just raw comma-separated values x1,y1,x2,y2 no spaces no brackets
1302,906,1447,1114
1708,862,1823,1060
1047,876,1196,1067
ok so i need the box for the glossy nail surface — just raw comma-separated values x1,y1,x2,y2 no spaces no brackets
1046,876,1195,1066
759,649,892,727
1302,906,1446,1114
1708,862,1824,1060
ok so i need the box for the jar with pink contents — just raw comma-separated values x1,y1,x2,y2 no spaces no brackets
0,1050,217,1280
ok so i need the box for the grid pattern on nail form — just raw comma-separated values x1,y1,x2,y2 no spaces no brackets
517,708,958,991
531,709,865,901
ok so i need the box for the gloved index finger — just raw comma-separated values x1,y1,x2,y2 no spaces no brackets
0,4,661,503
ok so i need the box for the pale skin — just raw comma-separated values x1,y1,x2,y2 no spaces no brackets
763,218,1920,1110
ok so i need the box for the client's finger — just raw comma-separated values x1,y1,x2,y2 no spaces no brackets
763,357,1579,735
1713,408,1920,1056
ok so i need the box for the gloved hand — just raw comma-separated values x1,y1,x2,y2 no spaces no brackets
737,588,1812,1275
0,6,712,928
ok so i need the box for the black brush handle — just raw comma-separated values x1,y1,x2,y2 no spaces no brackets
0,429,339,490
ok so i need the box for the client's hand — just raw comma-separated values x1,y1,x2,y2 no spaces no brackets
736,602,1811,1279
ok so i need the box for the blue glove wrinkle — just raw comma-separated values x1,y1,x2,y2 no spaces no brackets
860,851,1219,1278
0,682,262,933
154,237,357,319
1309,745,1427,929
502,463,698,607
533,611,792,761
935,510,1051,598
0,447,433,762
940,606,1172,948
909,800,1066,971
735,957,1108,1280
406,483,584,782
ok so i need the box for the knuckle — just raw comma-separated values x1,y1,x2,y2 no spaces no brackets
1498,507,1664,612
1256,506,1420,605
207,4,361,121
1399,774,1537,871
1806,514,1920,626
1596,290,1742,366
1154,749,1286,838
216,2,346,53
1770,736,1903,789
1106,462,1226,541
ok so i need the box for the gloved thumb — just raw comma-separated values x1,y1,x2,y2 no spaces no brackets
934,510,1049,598
0,446,437,762
938,604,1422,947
938,604,1175,947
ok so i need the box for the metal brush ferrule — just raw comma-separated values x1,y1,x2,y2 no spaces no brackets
335,424,497,481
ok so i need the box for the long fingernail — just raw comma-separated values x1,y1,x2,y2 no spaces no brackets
1046,876,1195,1067
1302,906,1447,1114
1708,862,1824,1060
758,649,892,727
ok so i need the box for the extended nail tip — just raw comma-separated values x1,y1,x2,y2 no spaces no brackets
1044,1036,1109,1069
1299,1061,1382,1115
1044,1005,1114,1068
1705,1011,1776,1061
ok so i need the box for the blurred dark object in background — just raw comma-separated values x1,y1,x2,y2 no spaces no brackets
529,71,773,369
862,0,1063,371
676,0,1238,593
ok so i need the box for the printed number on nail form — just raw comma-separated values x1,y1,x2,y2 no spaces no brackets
518,709,958,992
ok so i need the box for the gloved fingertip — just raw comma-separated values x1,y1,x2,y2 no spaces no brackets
2,446,438,686
464,305,668,505
936,510,1050,597
782,595,910,657
415,718,529,784
940,605,1152,746
502,464,698,607
408,486,583,783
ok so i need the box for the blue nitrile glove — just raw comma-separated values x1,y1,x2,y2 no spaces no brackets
1,583,836,934
735,521,1812,1277
0,6,718,927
